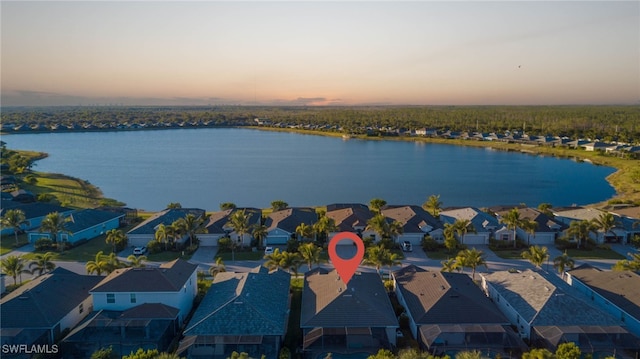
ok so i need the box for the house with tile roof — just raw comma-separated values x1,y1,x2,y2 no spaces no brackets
392,265,525,354
27,208,125,245
494,207,567,245
0,202,74,236
90,259,198,322
199,208,262,247
179,266,291,359
566,264,640,339
264,207,317,245
300,268,398,352
440,207,508,244
481,269,640,352
0,267,103,351
326,204,377,244
60,303,180,358
381,205,444,244
127,208,206,247
553,208,628,244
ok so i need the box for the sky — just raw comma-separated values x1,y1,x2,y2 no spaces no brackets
1,1,639,106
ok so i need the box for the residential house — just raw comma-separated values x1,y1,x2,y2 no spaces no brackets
264,207,317,245
179,267,291,359
554,207,628,244
300,268,398,352
9,189,35,203
127,208,206,247
28,209,124,245
481,270,639,352
0,268,103,356
381,205,444,244
582,141,617,152
565,264,640,338
392,265,525,354
199,208,262,247
609,206,640,243
440,207,508,244
90,259,198,323
0,202,73,236
326,204,377,244
494,207,567,245
60,303,180,359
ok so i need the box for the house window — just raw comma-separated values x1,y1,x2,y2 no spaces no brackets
130,293,136,304
79,303,84,314
107,293,115,303
501,234,509,241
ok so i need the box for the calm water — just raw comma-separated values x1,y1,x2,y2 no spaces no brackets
3,128,616,211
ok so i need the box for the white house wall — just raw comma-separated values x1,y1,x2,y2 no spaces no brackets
59,295,94,335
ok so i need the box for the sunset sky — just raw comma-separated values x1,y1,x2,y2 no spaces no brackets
2,1,638,106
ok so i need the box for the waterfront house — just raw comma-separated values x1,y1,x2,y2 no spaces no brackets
199,208,262,247
264,207,317,245
126,208,206,248
27,208,124,245
89,259,198,323
179,267,291,359
0,202,74,236
0,268,103,354
440,207,507,244
325,204,377,244
494,207,567,245
381,205,444,244
392,265,525,354
481,270,639,353
609,206,640,243
565,264,640,338
300,268,398,352
553,207,628,244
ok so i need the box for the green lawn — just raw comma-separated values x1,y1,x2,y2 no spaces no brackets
423,248,458,260
22,235,114,262
146,250,192,262
0,234,30,256
565,248,626,260
491,249,527,259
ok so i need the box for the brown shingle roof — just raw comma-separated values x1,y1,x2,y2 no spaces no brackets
326,207,374,232
382,205,442,233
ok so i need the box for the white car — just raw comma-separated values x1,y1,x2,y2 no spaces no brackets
264,246,274,255
402,241,413,252
133,246,147,255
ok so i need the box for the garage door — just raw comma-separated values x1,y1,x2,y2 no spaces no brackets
266,235,289,245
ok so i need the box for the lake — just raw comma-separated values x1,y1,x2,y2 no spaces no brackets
3,128,616,211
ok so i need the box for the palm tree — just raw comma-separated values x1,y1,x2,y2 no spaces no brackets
553,251,575,278
441,257,460,273
105,229,127,254
521,219,539,246
1,209,30,246
1,254,27,285
567,220,597,249
313,215,337,244
155,223,169,251
271,200,288,212
612,253,640,271
423,194,443,218
295,222,314,241
455,248,486,280
251,224,268,248
28,252,56,276
501,208,523,249
39,212,72,252
126,254,147,268
166,222,184,250
363,244,397,277
176,213,206,247
86,251,111,275
592,211,621,243
443,223,459,252
521,245,549,269
369,198,387,214
452,219,475,245
280,251,303,277
366,214,390,241
298,242,323,271
264,248,285,270
389,221,404,244
537,203,554,218
209,257,226,277
227,210,250,246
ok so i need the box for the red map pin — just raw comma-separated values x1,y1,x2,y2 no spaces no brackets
328,232,365,286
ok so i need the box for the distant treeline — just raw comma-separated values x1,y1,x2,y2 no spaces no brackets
1,105,639,143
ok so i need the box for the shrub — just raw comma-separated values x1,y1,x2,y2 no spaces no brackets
146,240,162,254
286,237,299,252
631,235,640,248
279,347,291,359
217,237,232,252
36,193,55,203
34,238,53,251
378,238,395,250
421,236,440,251
24,174,37,185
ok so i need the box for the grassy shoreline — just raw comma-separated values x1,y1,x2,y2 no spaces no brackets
248,126,640,206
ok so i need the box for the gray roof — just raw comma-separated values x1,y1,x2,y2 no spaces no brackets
568,264,640,321
301,268,398,328
382,205,443,233
495,207,568,232
204,208,261,234
0,202,73,219
440,207,502,232
127,208,206,235
184,267,291,336
91,259,197,293
265,207,318,234
1,267,103,329
60,209,124,233
393,265,508,325
482,270,622,327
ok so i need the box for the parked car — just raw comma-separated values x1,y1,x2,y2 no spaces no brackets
133,246,147,255
402,241,412,252
264,246,274,255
